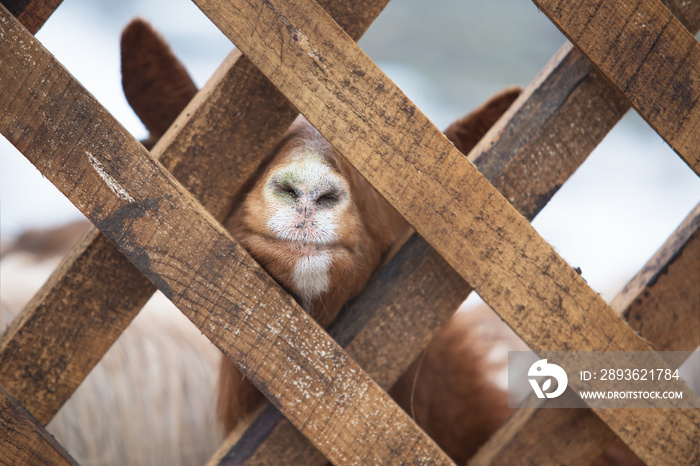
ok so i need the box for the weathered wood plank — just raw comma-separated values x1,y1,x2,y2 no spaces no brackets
0,0,389,427
532,0,700,175
1,0,696,460
190,0,700,463
470,202,700,465
0,385,77,466
471,0,700,216
613,204,700,351
0,8,452,465
210,2,700,457
1,0,61,33
469,42,628,217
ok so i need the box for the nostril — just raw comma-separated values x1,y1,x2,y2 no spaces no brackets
316,189,341,208
272,180,300,200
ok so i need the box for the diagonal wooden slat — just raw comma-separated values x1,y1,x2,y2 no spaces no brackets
0,385,77,466
470,202,700,466
0,7,453,465
190,0,700,463
0,0,62,33
471,0,700,216
532,0,700,176
0,0,390,427
468,42,628,217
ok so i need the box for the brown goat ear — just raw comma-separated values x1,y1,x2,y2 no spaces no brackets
121,18,198,144
443,86,522,156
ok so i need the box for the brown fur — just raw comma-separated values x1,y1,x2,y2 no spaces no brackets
121,21,526,456
389,310,513,465
443,86,521,156
224,117,408,325
1,19,642,465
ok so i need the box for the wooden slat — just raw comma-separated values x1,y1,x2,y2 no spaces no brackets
467,4,700,460
471,0,700,216
1,0,696,462
470,202,700,466
0,0,389,426
0,228,156,426
468,42,628,218
0,8,453,465
190,0,700,463
1,0,61,33
0,385,77,466
219,32,700,465
532,0,700,175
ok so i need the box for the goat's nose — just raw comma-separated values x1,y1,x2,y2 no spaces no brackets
272,179,343,210
313,187,341,209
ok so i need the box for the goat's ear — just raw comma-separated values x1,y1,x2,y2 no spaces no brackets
121,18,198,144
443,86,522,156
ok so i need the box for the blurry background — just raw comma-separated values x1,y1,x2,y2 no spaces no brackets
2,0,699,304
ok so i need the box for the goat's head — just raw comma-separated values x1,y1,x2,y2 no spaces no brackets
227,115,406,323
121,19,407,326
121,18,521,434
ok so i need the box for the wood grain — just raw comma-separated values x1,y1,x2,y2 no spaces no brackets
470,202,700,465
0,7,453,465
190,0,700,463
0,0,389,427
1,2,692,460
469,42,629,218
0,385,77,466
470,0,700,218
533,0,700,175
0,229,156,425
613,204,700,351
206,42,632,459
466,3,700,461
0,0,61,33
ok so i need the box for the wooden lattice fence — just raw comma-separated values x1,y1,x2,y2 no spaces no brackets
1,0,699,465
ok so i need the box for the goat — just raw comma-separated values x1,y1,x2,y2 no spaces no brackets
1,18,520,464
6,18,643,466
